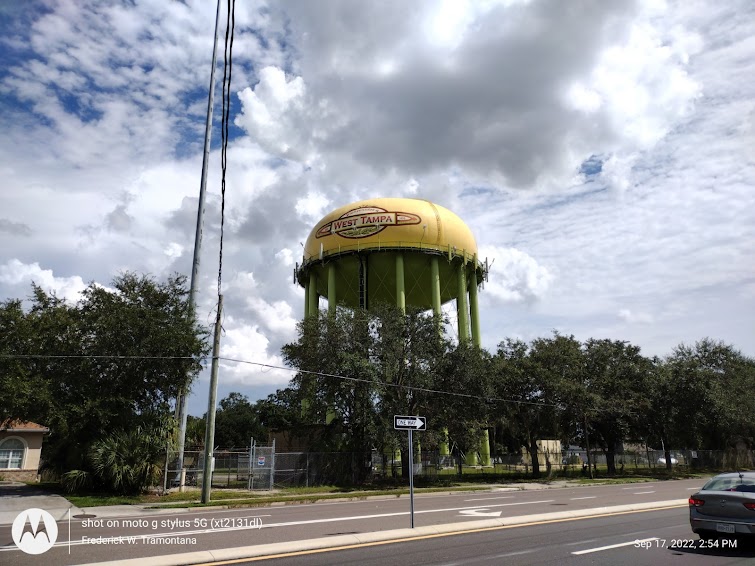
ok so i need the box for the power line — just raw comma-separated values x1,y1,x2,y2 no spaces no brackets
0,354,198,361
217,356,558,408
0,352,557,408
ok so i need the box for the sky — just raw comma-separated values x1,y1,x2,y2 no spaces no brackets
1,0,753,417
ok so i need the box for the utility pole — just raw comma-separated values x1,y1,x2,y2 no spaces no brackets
201,295,224,503
176,0,223,488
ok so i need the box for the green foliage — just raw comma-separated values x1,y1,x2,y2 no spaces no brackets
63,416,171,495
645,339,755,459
61,469,93,493
185,415,206,449
88,423,168,495
213,392,266,449
0,272,209,490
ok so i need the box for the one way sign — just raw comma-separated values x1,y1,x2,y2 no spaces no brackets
394,415,426,431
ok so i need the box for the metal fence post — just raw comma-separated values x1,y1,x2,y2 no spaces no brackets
270,438,276,491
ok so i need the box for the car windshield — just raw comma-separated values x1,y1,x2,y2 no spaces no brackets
702,476,755,492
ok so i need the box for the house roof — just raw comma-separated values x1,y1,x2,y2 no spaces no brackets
0,419,49,432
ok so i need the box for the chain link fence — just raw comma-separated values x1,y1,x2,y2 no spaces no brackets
163,447,754,490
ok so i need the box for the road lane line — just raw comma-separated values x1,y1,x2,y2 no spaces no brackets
633,491,656,494
570,496,596,500
622,485,655,489
572,537,659,555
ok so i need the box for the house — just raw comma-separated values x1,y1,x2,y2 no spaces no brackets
0,420,49,482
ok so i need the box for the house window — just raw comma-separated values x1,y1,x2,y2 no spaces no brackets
0,438,25,469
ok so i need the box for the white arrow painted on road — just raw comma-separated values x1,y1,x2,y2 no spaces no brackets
459,508,503,517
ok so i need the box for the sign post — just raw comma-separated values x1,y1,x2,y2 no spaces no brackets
394,415,426,528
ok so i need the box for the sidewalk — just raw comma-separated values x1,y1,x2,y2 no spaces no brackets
0,481,83,524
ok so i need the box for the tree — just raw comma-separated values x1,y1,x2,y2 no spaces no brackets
255,387,302,433
213,392,266,449
434,343,492,474
281,304,452,481
0,298,51,424
492,334,579,478
644,339,755,470
371,305,451,477
2,272,209,490
185,416,206,449
283,309,375,454
580,339,652,474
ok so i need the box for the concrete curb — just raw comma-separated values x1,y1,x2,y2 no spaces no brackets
81,499,689,566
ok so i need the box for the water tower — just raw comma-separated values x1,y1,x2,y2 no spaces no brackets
294,198,487,346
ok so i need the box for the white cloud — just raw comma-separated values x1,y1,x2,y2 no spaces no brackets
479,246,553,304
164,243,184,259
295,191,330,224
0,259,87,303
275,248,294,267
618,308,654,324
235,66,313,162
219,316,291,387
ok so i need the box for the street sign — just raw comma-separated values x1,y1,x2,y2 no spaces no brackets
394,415,426,430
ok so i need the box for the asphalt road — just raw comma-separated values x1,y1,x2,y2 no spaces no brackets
0,479,708,565
227,507,755,566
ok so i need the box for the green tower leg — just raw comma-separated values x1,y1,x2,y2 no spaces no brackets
479,429,491,466
328,263,337,315
304,276,310,319
465,448,477,466
308,271,318,317
457,260,469,343
396,253,405,313
469,267,481,347
439,427,449,456
430,256,441,317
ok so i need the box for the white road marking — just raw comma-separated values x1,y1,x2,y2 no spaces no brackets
459,509,503,517
464,496,515,501
572,537,659,555
633,491,656,494
570,496,596,500
622,485,654,489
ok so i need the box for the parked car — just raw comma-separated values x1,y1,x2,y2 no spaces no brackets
689,471,755,539
657,456,678,465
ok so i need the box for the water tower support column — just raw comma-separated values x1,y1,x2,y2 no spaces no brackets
328,264,337,315
396,253,406,313
469,266,481,348
456,258,470,342
308,271,318,317
430,256,441,317
304,275,310,319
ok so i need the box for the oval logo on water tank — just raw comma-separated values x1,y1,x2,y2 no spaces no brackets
316,206,421,239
